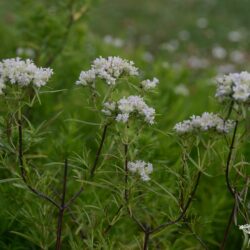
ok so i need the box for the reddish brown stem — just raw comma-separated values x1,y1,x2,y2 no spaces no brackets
56,159,68,250
143,231,150,250
225,121,238,197
124,143,129,202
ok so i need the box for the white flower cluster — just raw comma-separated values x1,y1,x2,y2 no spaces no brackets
102,95,155,124
239,224,250,234
141,77,159,90
174,112,234,135
128,160,153,181
215,71,250,103
0,58,53,94
76,56,139,86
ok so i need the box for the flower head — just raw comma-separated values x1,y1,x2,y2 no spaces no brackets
76,56,138,86
174,112,234,135
0,58,53,93
215,71,250,103
102,95,155,124
128,160,153,181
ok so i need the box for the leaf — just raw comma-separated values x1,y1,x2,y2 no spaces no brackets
10,231,38,246
65,118,101,126
0,178,19,184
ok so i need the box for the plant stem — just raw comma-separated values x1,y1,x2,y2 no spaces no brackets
90,124,108,178
225,121,238,197
219,121,238,248
56,159,68,250
143,231,150,250
220,201,236,250
225,101,234,121
124,143,129,202
103,205,123,235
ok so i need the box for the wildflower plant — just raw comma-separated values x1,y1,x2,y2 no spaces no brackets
0,57,83,250
74,56,208,249
173,71,250,249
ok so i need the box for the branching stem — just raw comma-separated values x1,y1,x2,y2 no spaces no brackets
55,159,68,250
17,106,83,250
220,120,239,248
150,171,201,234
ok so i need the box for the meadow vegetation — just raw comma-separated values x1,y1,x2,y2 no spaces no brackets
1,0,250,249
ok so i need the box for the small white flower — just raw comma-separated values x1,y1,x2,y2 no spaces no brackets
76,69,96,86
239,224,250,234
102,101,116,116
128,160,153,181
174,112,234,135
116,113,129,123
141,77,159,90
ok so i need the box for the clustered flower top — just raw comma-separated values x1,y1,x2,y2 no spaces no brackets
174,112,234,135
0,58,53,94
128,160,153,181
239,224,250,235
215,71,250,103
102,95,155,124
76,56,139,86
141,77,159,90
